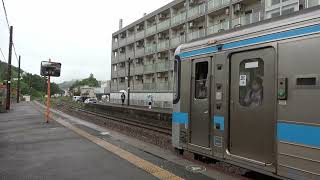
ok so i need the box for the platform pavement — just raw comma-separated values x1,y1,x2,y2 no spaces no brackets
0,102,230,180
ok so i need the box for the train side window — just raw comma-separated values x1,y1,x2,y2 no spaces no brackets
239,58,264,107
195,61,208,99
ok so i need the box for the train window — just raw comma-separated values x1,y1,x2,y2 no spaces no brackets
239,58,264,107
195,61,208,99
173,56,181,104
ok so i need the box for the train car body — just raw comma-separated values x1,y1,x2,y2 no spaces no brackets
172,7,320,180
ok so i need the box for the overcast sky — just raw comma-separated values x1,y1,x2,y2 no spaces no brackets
0,0,172,83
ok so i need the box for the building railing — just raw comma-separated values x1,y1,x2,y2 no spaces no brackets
187,28,205,41
111,70,117,78
170,35,185,48
133,83,143,91
144,64,155,74
135,30,145,40
157,19,170,32
111,83,118,91
118,83,127,91
156,82,169,91
119,38,127,47
118,53,126,62
187,3,206,18
112,41,118,48
207,21,229,35
231,12,261,28
156,61,169,72
111,55,118,63
145,44,157,54
135,47,145,57
117,68,126,77
143,83,156,90
208,0,230,11
146,25,157,36
127,35,135,43
171,12,187,26
306,0,320,7
134,65,144,75
157,40,169,51
126,50,135,59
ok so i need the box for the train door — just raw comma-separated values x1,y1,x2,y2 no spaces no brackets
190,58,211,148
229,48,276,165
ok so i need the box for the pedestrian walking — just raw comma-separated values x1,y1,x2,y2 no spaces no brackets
147,94,153,109
121,92,125,106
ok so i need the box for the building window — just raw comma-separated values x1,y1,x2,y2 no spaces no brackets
306,0,320,7
265,0,299,19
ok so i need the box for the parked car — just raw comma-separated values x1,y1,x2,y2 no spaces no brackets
84,98,97,104
73,96,81,102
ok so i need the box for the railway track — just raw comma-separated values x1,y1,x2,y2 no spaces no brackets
57,103,172,136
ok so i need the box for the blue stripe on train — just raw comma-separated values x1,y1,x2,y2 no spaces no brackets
277,122,320,148
213,116,224,131
179,24,320,59
172,112,188,124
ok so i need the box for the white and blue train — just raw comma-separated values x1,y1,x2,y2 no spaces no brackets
172,7,320,180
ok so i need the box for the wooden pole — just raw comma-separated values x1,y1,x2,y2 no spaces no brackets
17,55,21,103
6,26,13,110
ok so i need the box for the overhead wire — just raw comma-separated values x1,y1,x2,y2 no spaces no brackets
0,48,7,63
1,0,20,64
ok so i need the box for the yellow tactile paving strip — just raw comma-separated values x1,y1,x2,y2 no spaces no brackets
53,116,184,180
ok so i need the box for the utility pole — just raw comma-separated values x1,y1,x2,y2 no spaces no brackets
17,55,21,103
127,58,132,106
6,26,13,110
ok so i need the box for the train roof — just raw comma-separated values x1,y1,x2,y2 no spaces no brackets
178,6,320,58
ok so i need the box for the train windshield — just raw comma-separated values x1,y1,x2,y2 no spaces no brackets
173,55,181,104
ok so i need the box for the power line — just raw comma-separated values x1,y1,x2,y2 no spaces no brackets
1,0,20,64
0,48,7,63
1,0,10,30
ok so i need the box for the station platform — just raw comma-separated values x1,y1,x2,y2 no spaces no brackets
0,102,237,180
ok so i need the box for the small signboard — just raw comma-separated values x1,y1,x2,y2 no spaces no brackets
40,61,61,77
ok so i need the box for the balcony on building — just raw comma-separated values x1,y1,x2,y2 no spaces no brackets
111,49,118,64
143,75,156,91
119,32,127,47
111,64,118,78
111,78,118,91
133,75,143,91
231,11,262,28
118,77,127,91
146,16,157,36
171,24,186,48
171,2,187,26
127,28,135,43
156,72,169,91
117,62,127,77
144,54,156,74
207,11,230,35
112,35,119,49
208,0,230,12
187,0,206,19
155,51,169,72
145,35,157,54
157,31,170,51
135,40,145,57
135,22,145,40
264,0,300,19
306,0,320,8
134,58,144,75
126,43,135,59
187,17,206,41
118,47,126,62
157,10,171,32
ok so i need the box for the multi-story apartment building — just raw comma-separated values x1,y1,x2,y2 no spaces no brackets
110,0,319,108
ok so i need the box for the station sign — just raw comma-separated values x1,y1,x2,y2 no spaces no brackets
40,61,61,77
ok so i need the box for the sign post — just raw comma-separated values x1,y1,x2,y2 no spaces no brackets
40,59,61,123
